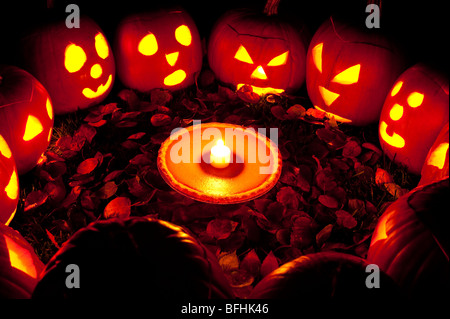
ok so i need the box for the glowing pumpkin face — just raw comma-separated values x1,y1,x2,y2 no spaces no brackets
208,8,309,96
0,65,54,175
0,135,18,225
306,17,406,126
379,64,449,175
21,16,115,115
0,223,45,298
115,8,202,93
419,123,449,186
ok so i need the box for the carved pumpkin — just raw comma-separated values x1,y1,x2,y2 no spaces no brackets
115,8,202,93
419,123,449,186
0,65,54,175
207,0,309,96
0,135,19,225
249,251,399,300
21,16,115,115
306,17,406,126
379,64,449,175
0,223,44,298
368,178,449,298
33,217,234,299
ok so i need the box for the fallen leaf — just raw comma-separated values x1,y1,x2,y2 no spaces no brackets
276,186,301,209
318,194,339,208
335,210,358,229
342,140,362,158
151,114,172,127
206,219,239,240
316,224,333,246
104,197,131,219
24,190,49,212
375,167,394,186
240,249,261,277
260,251,278,278
95,181,118,200
286,104,306,120
77,158,99,175
218,250,240,272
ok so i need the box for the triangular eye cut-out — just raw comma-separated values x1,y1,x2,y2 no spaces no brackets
23,115,43,141
312,43,323,73
234,45,253,64
267,51,289,66
332,64,361,85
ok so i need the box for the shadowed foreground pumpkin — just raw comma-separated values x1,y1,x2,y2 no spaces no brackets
0,65,54,175
249,251,399,300
419,123,449,186
379,64,449,175
208,0,309,96
368,178,449,299
306,16,405,126
0,223,44,298
115,7,202,93
21,16,115,115
32,217,234,299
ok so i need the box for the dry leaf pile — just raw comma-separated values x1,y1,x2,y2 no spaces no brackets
13,71,418,298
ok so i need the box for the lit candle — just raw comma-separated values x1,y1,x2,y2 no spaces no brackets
210,139,231,169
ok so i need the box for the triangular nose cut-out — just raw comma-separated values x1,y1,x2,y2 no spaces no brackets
319,86,340,106
251,66,268,80
166,52,179,67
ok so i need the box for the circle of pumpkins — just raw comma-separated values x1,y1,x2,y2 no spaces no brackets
0,0,448,300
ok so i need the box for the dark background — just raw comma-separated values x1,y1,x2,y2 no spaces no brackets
0,0,448,73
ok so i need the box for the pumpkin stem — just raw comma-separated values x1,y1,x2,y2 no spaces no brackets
264,0,281,16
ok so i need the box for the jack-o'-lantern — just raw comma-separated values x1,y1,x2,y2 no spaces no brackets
379,64,449,175
208,0,309,96
306,17,406,126
249,251,399,300
33,217,234,299
1,223,45,298
0,65,54,175
21,16,115,115
368,178,449,299
419,123,449,186
0,135,19,225
115,8,202,93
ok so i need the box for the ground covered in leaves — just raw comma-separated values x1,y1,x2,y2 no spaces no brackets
12,69,419,298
